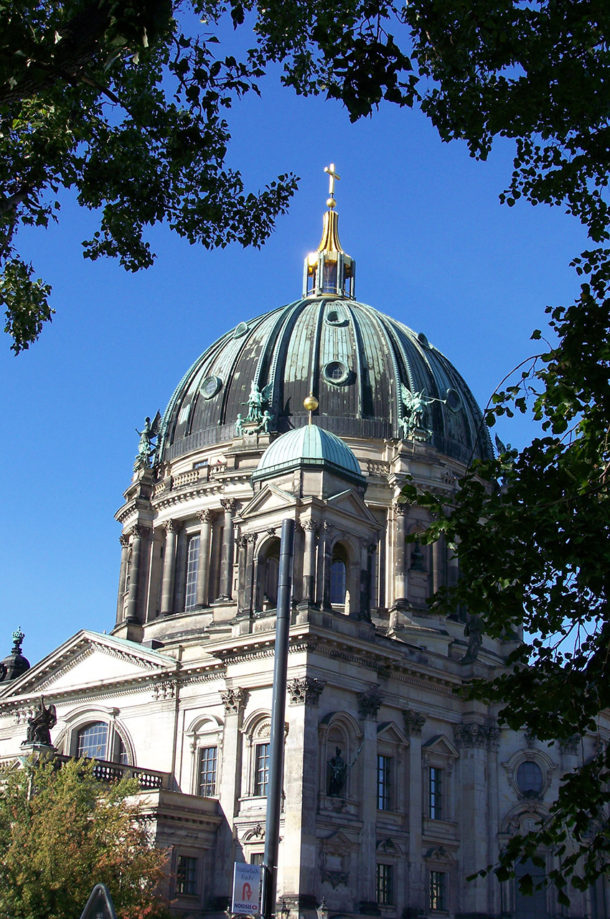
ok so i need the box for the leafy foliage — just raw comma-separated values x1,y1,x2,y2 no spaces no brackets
402,258,610,896
3,0,608,349
0,0,297,351
2,0,609,891
0,757,169,919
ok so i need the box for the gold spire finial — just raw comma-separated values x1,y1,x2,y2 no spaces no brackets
324,163,341,208
304,393,319,424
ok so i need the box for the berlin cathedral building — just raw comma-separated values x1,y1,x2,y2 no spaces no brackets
0,172,606,919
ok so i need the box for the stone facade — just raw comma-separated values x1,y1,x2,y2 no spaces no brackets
1,202,607,919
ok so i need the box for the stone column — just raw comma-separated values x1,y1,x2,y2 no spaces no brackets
300,521,318,606
432,535,446,594
216,688,248,901
369,540,378,612
316,522,332,610
196,509,213,608
357,686,383,912
173,526,187,612
116,533,130,624
393,503,408,607
403,708,426,912
359,541,376,621
283,678,325,908
486,721,501,918
454,721,492,918
236,536,249,612
245,534,257,614
377,524,386,608
126,525,146,623
447,542,459,589
160,519,177,616
219,498,237,600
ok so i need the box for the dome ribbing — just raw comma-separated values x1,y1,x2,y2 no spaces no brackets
157,298,493,466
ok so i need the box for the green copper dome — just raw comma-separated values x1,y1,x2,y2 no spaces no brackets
157,181,492,466
252,425,365,485
158,297,493,466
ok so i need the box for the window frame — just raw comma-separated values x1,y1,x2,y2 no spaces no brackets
198,745,218,797
377,753,393,811
254,741,270,797
184,533,201,611
429,870,447,912
376,862,394,906
428,765,443,820
175,854,199,897
70,717,130,765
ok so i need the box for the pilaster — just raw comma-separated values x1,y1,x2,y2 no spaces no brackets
357,686,382,912
403,708,426,911
282,678,325,899
215,687,248,901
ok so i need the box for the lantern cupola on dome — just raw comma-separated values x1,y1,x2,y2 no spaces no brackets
303,163,355,299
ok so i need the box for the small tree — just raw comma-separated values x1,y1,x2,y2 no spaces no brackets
0,756,169,919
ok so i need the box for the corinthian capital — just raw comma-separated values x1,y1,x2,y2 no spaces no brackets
221,687,248,715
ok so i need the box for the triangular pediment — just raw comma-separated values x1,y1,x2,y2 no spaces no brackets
422,734,459,759
0,631,177,702
239,483,298,520
326,488,380,527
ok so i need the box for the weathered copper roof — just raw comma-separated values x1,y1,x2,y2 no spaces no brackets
252,425,365,484
158,298,493,465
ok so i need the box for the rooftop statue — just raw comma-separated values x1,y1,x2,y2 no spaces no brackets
23,696,57,747
240,381,274,432
134,411,161,470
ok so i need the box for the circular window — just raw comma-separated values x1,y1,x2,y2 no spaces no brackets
323,361,350,385
445,387,462,412
200,375,222,399
516,760,543,798
325,309,348,326
233,321,249,338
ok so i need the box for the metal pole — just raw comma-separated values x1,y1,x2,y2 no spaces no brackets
261,518,294,919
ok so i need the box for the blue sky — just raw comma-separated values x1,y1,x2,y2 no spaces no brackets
0,60,589,668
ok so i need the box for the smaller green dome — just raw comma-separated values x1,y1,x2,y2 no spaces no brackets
253,425,364,485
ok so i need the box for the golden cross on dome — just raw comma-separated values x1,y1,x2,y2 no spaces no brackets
324,163,341,202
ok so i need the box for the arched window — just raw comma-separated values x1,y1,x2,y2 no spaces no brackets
184,534,200,610
77,721,107,759
515,858,547,919
330,544,347,605
517,760,544,798
76,721,128,764
261,538,280,608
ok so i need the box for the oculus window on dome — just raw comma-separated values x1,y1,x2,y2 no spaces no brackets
326,307,348,326
323,361,351,386
200,375,222,399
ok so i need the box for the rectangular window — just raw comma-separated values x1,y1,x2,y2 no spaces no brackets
429,766,443,820
176,855,198,896
376,863,394,905
377,754,393,810
429,871,447,911
250,852,265,866
198,746,217,797
254,742,270,796
185,535,200,611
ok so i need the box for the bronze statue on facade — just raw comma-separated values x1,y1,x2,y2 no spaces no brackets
23,696,57,746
